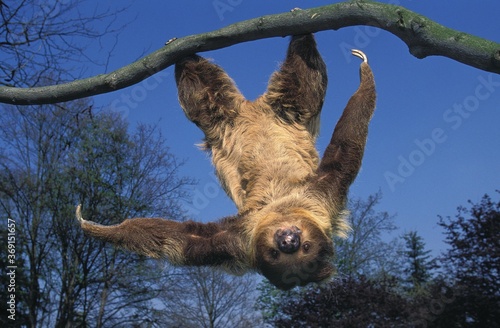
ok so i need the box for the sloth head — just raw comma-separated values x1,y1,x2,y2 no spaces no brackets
253,212,335,290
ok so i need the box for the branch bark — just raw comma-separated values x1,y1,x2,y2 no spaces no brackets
1,1,499,105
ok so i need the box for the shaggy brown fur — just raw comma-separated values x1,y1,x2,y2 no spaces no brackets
76,34,376,290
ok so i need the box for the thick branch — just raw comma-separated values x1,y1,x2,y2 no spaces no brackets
1,1,499,105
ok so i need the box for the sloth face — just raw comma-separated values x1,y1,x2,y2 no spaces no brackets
254,214,335,290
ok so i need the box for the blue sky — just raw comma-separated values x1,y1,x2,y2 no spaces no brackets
82,0,500,255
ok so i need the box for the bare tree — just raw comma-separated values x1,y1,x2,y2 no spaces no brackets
335,191,404,277
0,0,127,88
0,103,193,326
0,1,499,105
0,103,82,326
159,267,262,328
0,2,182,326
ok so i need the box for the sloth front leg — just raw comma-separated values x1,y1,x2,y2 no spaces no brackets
174,55,245,146
263,34,328,137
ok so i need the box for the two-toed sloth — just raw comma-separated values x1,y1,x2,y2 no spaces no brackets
76,34,376,290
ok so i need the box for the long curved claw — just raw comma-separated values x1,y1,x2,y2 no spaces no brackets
351,49,368,64
75,204,85,223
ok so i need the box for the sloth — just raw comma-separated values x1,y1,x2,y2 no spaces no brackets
76,33,376,290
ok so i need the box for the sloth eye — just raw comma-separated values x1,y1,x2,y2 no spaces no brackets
270,249,280,259
302,242,311,252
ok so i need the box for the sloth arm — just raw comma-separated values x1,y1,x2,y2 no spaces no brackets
75,205,243,266
314,51,376,203
264,33,327,135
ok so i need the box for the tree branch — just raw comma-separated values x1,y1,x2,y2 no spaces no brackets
1,1,499,105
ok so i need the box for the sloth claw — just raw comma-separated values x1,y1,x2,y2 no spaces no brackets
75,204,85,223
351,49,368,63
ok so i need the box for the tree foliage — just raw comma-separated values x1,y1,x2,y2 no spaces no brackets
0,103,192,327
265,276,411,327
435,193,500,326
402,230,435,290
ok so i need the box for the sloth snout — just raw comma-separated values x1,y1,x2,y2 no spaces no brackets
275,226,301,253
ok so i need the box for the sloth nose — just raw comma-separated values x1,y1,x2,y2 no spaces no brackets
275,227,301,254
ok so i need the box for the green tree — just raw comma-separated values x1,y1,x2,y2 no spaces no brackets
434,193,500,326
263,276,412,327
255,280,289,324
402,230,435,290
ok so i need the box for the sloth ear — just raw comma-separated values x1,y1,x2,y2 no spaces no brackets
263,34,327,128
175,55,245,130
